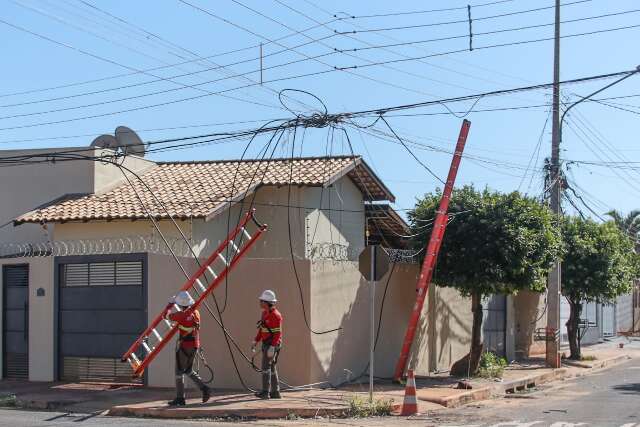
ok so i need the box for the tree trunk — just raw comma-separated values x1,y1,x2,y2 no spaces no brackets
450,291,484,377
469,291,484,373
566,298,582,360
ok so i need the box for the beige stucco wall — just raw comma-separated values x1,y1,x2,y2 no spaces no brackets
0,257,55,381
513,290,547,358
0,147,154,246
303,178,365,261
0,148,94,245
53,219,193,242
93,151,155,193
147,254,312,389
427,286,473,372
194,186,306,260
308,261,432,384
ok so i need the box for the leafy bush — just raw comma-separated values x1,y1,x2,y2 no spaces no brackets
478,352,507,378
343,395,394,418
0,394,16,407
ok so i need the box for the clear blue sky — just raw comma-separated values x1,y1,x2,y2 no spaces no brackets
1,0,639,217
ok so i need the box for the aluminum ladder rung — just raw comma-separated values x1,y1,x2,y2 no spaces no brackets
217,253,228,266
151,328,162,342
163,319,172,328
195,278,206,292
229,240,241,254
206,266,218,279
241,227,252,240
130,353,141,365
142,342,153,354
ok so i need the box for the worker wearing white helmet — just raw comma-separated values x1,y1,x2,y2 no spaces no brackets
164,290,210,406
252,289,283,399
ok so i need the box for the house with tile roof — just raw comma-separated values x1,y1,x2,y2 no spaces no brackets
0,146,495,390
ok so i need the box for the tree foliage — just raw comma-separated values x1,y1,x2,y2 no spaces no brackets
410,185,562,375
562,217,636,304
410,185,563,298
561,216,637,359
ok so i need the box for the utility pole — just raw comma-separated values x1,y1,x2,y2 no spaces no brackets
546,0,562,369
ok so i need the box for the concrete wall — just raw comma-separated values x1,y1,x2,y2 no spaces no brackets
0,148,94,245
303,178,365,261
0,147,154,246
513,290,547,358
194,186,306,260
427,286,473,372
147,254,313,389
53,219,193,241
308,261,430,384
0,257,55,381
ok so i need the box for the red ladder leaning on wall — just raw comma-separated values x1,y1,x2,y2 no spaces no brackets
121,209,267,378
393,119,471,382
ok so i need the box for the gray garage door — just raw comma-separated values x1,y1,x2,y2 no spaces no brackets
2,265,29,380
58,259,145,382
483,294,506,357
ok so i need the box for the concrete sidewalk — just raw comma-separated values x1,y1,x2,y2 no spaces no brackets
1,340,637,420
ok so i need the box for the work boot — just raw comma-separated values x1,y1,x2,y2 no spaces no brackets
202,386,211,403
254,391,270,399
269,391,282,399
168,397,186,406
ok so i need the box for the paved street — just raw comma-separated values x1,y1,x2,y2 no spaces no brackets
1,355,639,426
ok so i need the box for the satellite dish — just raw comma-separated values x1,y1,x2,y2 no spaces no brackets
115,126,146,157
90,134,118,150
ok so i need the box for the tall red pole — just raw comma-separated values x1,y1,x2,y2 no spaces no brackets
393,119,471,381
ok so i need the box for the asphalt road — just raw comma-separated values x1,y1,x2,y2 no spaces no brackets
1,356,639,426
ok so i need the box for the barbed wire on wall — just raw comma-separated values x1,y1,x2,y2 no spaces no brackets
386,248,421,264
306,242,354,262
0,235,194,258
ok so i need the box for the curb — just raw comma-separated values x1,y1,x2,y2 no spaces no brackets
107,404,348,420
416,387,492,408
414,353,631,409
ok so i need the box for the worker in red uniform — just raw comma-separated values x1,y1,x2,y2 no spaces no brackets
252,290,283,399
164,290,210,406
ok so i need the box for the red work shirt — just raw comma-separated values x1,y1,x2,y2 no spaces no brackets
165,305,201,349
254,307,282,347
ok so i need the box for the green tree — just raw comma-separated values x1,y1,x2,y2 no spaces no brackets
410,186,562,375
606,209,640,252
562,217,636,359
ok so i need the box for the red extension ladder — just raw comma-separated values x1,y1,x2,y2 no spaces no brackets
121,209,267,378
393,120,471,381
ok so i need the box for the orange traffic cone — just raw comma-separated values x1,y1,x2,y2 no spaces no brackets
400,369,418,416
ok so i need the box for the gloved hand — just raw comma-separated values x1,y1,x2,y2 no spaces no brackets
266,345,276,359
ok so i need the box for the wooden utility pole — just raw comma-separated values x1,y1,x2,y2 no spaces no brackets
546,0,562,368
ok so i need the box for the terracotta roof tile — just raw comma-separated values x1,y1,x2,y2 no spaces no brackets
15,156,393,224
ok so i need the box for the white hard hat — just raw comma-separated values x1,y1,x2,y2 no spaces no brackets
175,290,195,307
259,289,277,303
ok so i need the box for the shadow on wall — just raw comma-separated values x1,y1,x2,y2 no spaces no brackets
307,262,426,385
514,290,546,358
432,285,473,372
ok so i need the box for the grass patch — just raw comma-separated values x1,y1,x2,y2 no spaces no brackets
580,355,597,361
478,352,508,379
0,394,16,407
343,395,394,418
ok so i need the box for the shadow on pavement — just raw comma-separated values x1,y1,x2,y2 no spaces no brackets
612,383,640,394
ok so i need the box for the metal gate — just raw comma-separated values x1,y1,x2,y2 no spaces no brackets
483,295,506,357
2,264,29,380
57,257,145,382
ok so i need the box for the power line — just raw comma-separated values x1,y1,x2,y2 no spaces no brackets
337,0,592,34
0,10,339,100
1,22,636,132
345,0,518,19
